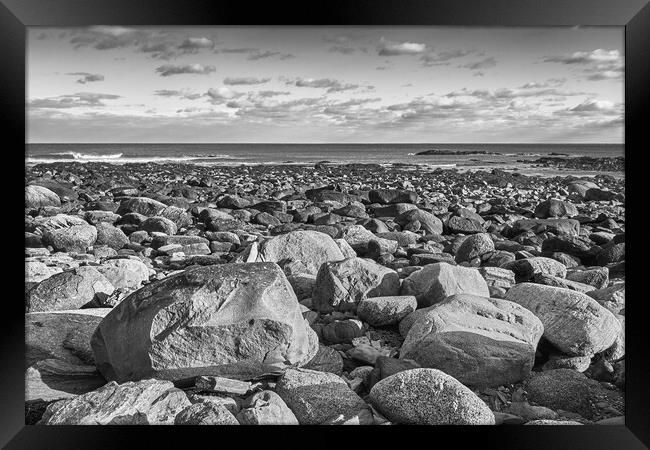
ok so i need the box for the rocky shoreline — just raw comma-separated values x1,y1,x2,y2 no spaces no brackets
25,162,625,425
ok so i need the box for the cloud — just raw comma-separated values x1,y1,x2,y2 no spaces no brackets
69,26,145,50
29,92,121,109
288,77,359,93
153,89,202,100
178,37,215,51
155,64,216,76
223,77,271,85
569,98,616,112
543,49,623,81
459,57,498,70
66,72,105,84
247,51,294,60
420,50,478,66
329,46,357,54
205,87,245,104
255,90,291,98
378,38,427,56
519,78,566,89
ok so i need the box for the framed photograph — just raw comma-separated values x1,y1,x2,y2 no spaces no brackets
2,0,648,447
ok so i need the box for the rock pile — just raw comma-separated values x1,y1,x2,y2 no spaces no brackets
24,162,625,425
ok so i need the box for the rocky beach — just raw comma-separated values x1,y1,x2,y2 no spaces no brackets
24,160,625,426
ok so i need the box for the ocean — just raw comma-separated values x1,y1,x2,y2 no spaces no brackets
25,143,624,177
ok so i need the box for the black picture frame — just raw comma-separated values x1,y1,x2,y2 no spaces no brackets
2,0,648,448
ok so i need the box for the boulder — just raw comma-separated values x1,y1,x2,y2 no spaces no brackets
274,368,373,425
400,294,543,386
116,197,167,217
395,209,443,235
26,266,114,312
256,230,344,275
505,283,621,356
340,225,398,255
174,402,239,425
26,185,61,209
94,223,129,250
312,257,401,313
369,368,495,425
91,262,318,382
534,199,579,218
357,296,417,327
400,262,489,307
502,257,567,281
236,390,299,425
95,258,150,290
39,379,191,425
455,233,495,263
141,216,178,235
42,224,97,253
368,189,419,205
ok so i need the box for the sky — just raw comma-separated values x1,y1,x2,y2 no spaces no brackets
27,26,624,143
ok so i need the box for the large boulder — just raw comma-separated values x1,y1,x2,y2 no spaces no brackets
95,258,150,290
368,189,419,205
395,209,443,235
274,368,373,425
94,223,129,250
369,368,495,425
505,283,621,356
236,390,299,425
256,230,344,275
340,225,398,255
91,262,318,382
116,197,167,217
534,199,579,218
26,308,112,367
455,233,495,263
39,379,191,425
42,224,97,253
502,257,567,281
311,257,400,313
357,296,417,327
26,185,61,209
400,262,489,307
400,294,543,386
26,266,115,312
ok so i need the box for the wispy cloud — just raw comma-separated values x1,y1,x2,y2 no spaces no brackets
66,72,105,84
223,77,271,85
378,38,427,56
30,92,121,109
155,64,216,76
543,49,623,81
287,77,359,93
459,57,498,70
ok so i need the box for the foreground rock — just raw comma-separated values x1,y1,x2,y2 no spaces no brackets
39,379,191,425
256,230,344,275
505,283,620,356
400,294,543,386
236,390,299,425
369,368,495,425
91,262,318,382
275,368,373,424
400,262,489,307
312,257,400,313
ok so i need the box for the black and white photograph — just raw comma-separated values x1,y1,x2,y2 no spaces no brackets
23,22,630,428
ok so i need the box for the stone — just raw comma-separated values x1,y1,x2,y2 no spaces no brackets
478,266,516,289
524,369,623,420
368,189,419,205
303,345,344,375
91,262,318,382
174,402,239,425
25,309,112,367
511,218,580,237
395,209,443,235
94,223,129,250
195,376,251,396
455,233,495,262
96,258,150,290
340,225,398,255
400,294,543,387
367,357,420,390
534,199,579,218
502,257,567,281
116,197,167,217
447,216,484,234
542,354,591,372
25,261,62,284
566,267,609,289
532,273,595,293
312,257,401,313
596,243,625,266
39,379,191,425
256,230,344,275
26,185,61,209
274,368,373,425
400,262,489,307
505,283,621,356
42,224,97,253
26,266,115,312
369,368,495,425
159,205,192,229
357,296,417,327
141,216,178,235
506,401,558,421
321,319,366,344
236,390,299,425
587,284,625,314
